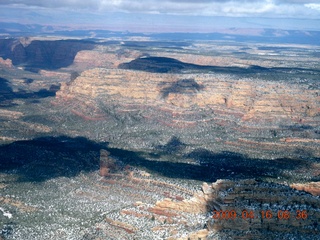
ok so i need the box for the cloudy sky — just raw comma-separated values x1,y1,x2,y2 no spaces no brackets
0,0,320,32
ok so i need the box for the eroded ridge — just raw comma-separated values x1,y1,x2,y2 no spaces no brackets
54,68,320,159
84,168,320,240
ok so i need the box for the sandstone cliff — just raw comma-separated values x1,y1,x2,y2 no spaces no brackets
154,179,320,239
54,68,320,160
0,38,95,70
0,57,13,68
89,160,320,240
1,37,319,240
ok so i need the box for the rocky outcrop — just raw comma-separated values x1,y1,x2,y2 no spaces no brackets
54,68,320,159
2,137,318,240
99,149,116,176
0,38,95,70
56,68,319,122
154,179,320,239
73,48,141,69
291,182,320,196
90,173,320,240
0,196,37,213
205,180,319,235
167,229,209,240
0,109,24,119
0,57,13,68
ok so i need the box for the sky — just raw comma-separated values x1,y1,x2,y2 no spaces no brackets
0,0,320,32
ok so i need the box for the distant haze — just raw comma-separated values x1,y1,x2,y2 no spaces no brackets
0,0,320,32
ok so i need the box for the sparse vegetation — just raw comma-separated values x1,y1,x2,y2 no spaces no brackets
0,36,319,239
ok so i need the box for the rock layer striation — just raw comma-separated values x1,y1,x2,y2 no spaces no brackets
55,67,320,159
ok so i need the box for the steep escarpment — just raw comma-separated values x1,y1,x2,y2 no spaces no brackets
118,56,273,74
1,38,319,240
155,179,320,239
118,56,198,73
1,138,319,240
54,68,320,160
83,164,320,240
0,38,95,71
56,68,319,121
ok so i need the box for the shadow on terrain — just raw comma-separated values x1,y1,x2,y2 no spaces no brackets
0,135,314,182
122,41,191,49
185,148,314,181
119,56,320,75
158,79,205,99
0,136,103,181
0,77,59,107
23,78,34,84
0,39,95,72
100,146,313,182
0,136,318,240
155,136,187,153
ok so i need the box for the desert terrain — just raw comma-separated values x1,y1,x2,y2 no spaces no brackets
0,36,319,239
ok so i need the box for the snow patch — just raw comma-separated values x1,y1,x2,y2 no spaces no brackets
0,207,13,219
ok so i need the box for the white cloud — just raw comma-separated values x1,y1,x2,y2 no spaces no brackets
305,3,320,11
0,0,319,19
219,1,276,16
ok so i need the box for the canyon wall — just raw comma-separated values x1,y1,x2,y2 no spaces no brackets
55,68,320,159
0,38,95,70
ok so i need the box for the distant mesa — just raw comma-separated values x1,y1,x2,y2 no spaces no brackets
117,56,230,74
118,56,191,73
0,38,95,72
118,56,271,74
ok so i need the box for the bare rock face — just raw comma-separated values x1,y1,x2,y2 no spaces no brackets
291,182,320,196
56,68,319,123
99,149,116,176
54,67,320,160
89,173,320,240
0,57,13,68
203,180,320,235
155,179,320,239
167,229,209,240
73,48,141,70
0,38,95,70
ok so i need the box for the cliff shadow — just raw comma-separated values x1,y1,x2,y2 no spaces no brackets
0,135,206,183
106,147,312,182
0,77,15,107
158,78,205,99
119,56,320,75
0,77,59,107
0,39,95,72
155,136,187,154
0,136,105,182
0,135,207,182
0,135,314,183
185,148,314,182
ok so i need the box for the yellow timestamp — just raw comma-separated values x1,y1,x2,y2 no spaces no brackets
212,210,308,220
